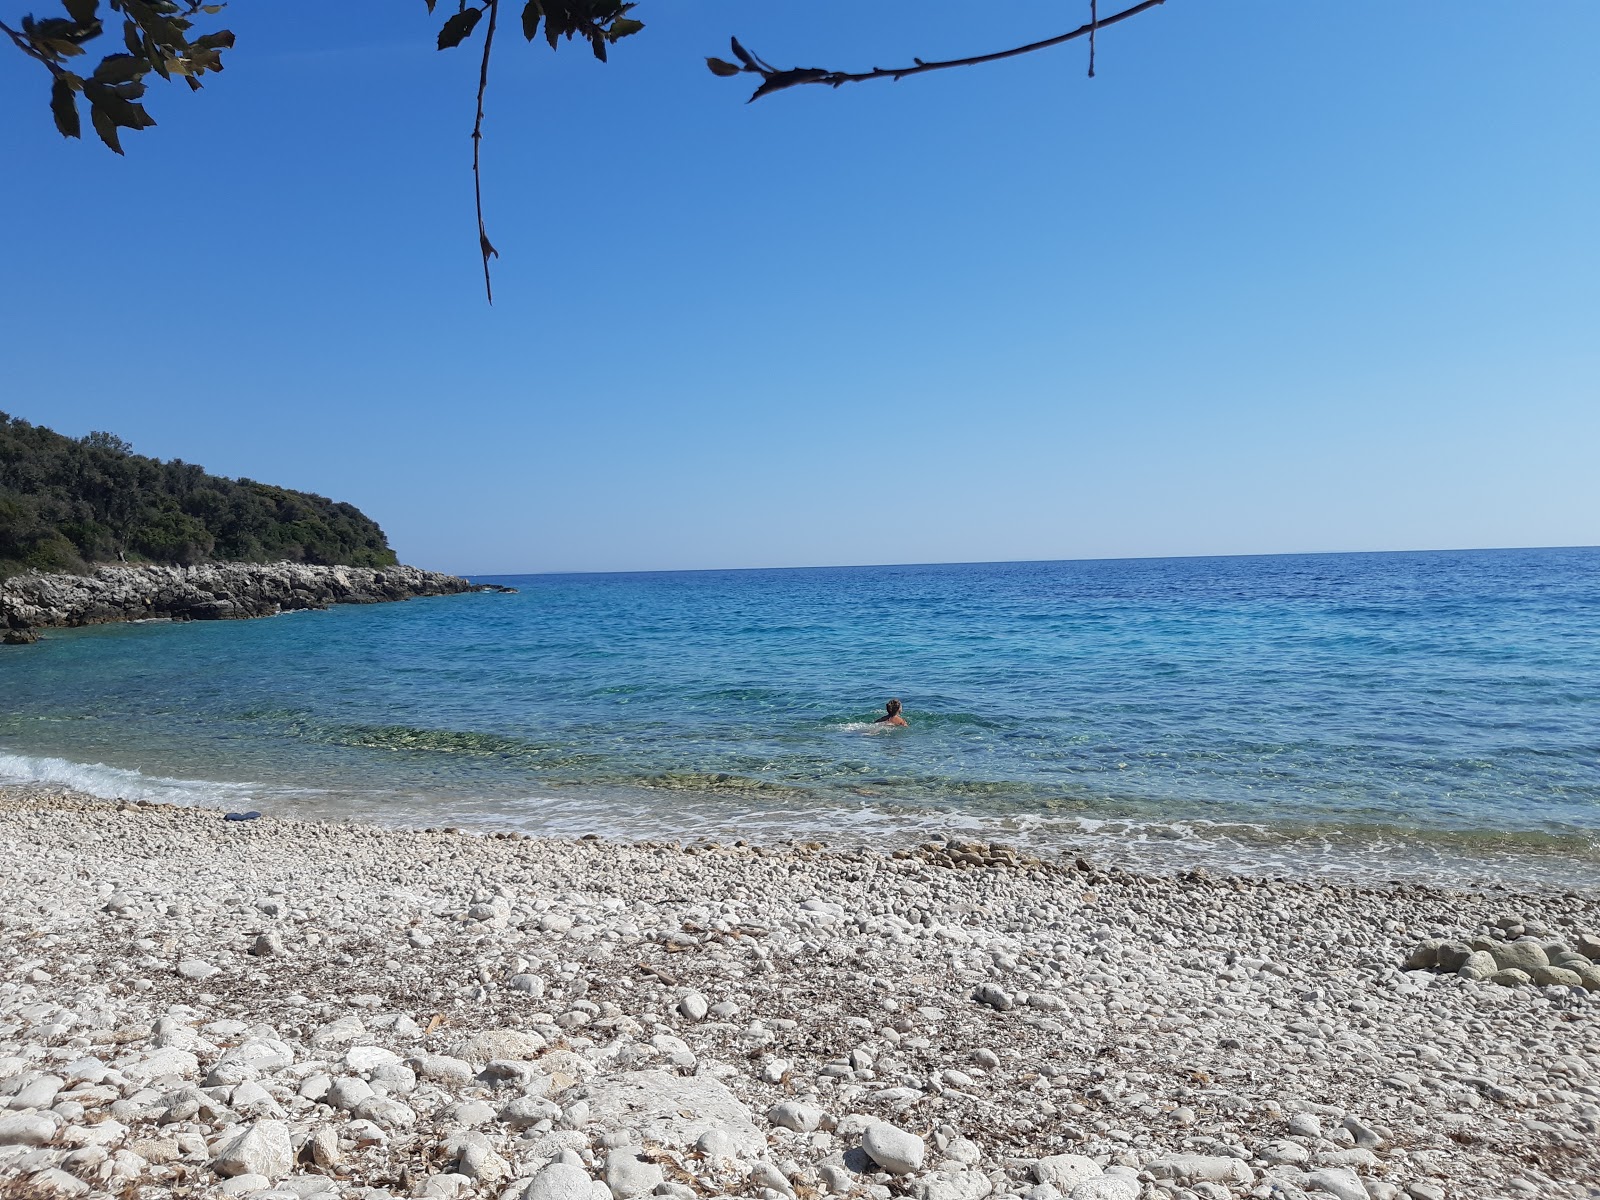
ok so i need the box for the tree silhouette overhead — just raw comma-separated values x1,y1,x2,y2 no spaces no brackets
3,1,1172,299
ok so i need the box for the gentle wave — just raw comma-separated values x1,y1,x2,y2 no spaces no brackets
0,752,254,807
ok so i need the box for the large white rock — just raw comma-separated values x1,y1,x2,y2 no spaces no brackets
1033,1156,1102,1191
604,1150,665,1199
578,1071,764,1158
408,1053,476,1085
211,1119,293,1181
449,1030,547,1065
1303,1168,1369,1200
1142,1156,1251,1186
0,1113,58,1146
914,1170,993,1200
863,1122,925,1175
1070,1178,1139,1200
523,1161,596,1200
122,1048,199,1082
768,1100,823,1133
345,1045,400,1073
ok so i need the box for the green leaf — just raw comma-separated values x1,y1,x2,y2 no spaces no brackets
89,103,122,153
590,33,606,62
63,0,99,26
608,16,642,39
424,0,437,11
50,75,82,139
520,1,541,42
436,7,482,50
705,56,741,77
93,53,145,84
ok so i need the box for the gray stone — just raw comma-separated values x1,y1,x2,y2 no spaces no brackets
1402,941,1439,970
1142,1155,1251,1186
1068,1179,1139,1200
1261,1140,1310,1166
1433,941,1473,972
503,1096,563,1128
0,1113,57,1146
580,1071,764,1158
449,1030,546,1065
678,992,709,1022
750,1162,795,1198
1491,968,1532,987
914,1171,993,1200
1458,950,1498,981
407,1053,475,1084
1488,938,1549,974
606,1150,666,1199
1341,1115,1384,1150
1287,1113,1322,1139
1033,1155,1102,1191
1532,965,1584,987
328,1076,374,1111
352,1097,417,1128
524,1162,597,1200
1303,1167,1367,1200
458,1140,512,1186
862,1122,924,1175
211,1120,293,1181
768,1101,823,1133
31,1168,89,1197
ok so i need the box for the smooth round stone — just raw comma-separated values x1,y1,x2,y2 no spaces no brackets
862,1122,924,1175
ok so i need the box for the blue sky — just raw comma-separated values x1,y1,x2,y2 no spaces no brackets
2,1,1597,574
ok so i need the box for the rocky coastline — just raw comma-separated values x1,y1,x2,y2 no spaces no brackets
0,563,480,642
0,787,1596,1200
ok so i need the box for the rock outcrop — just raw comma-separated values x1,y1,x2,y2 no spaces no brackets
0,561,475,637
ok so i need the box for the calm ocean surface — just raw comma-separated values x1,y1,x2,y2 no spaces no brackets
3,549,1598,887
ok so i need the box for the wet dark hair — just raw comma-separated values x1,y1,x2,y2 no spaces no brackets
885,698,901,715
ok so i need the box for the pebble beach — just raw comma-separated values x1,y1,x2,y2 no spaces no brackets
1,786,1597,1200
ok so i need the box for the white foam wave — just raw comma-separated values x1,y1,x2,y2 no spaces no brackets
0,751,254,808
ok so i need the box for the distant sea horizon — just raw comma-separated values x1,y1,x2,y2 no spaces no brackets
4,546,1597,891
446,542,1600,581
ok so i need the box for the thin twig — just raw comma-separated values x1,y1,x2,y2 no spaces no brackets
472,0,500,304
1089,0,1098,77
732,0,1166,101
0,18,60,73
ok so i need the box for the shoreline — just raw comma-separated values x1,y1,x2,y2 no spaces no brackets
1,785,1597,1200
0,562,484,641
0,746,1594,896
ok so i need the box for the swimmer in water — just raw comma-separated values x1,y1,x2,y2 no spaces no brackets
874,698,909,727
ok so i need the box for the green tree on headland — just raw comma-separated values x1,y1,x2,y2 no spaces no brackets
0,413,398,578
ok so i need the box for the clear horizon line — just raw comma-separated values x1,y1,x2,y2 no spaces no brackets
455,541,1600,581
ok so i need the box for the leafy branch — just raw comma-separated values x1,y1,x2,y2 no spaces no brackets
706,0,1168,102
2,0,233,153
430,0,646,302
7,0,1174,302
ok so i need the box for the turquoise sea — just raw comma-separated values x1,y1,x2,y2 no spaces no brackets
2,549,1598,888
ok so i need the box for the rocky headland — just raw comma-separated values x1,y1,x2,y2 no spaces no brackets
1,787,1596,1200
0,563,477,642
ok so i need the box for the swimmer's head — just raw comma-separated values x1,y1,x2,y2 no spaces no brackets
885,698,901,716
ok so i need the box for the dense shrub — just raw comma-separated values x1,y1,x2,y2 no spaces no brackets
0,413,398,578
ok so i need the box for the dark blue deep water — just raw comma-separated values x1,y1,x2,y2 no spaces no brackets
3,549,1598,886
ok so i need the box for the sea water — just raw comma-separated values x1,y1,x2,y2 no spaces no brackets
2,548,1597,888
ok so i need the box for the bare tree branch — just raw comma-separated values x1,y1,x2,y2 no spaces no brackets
710,0,1168,102
472,0,500,304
